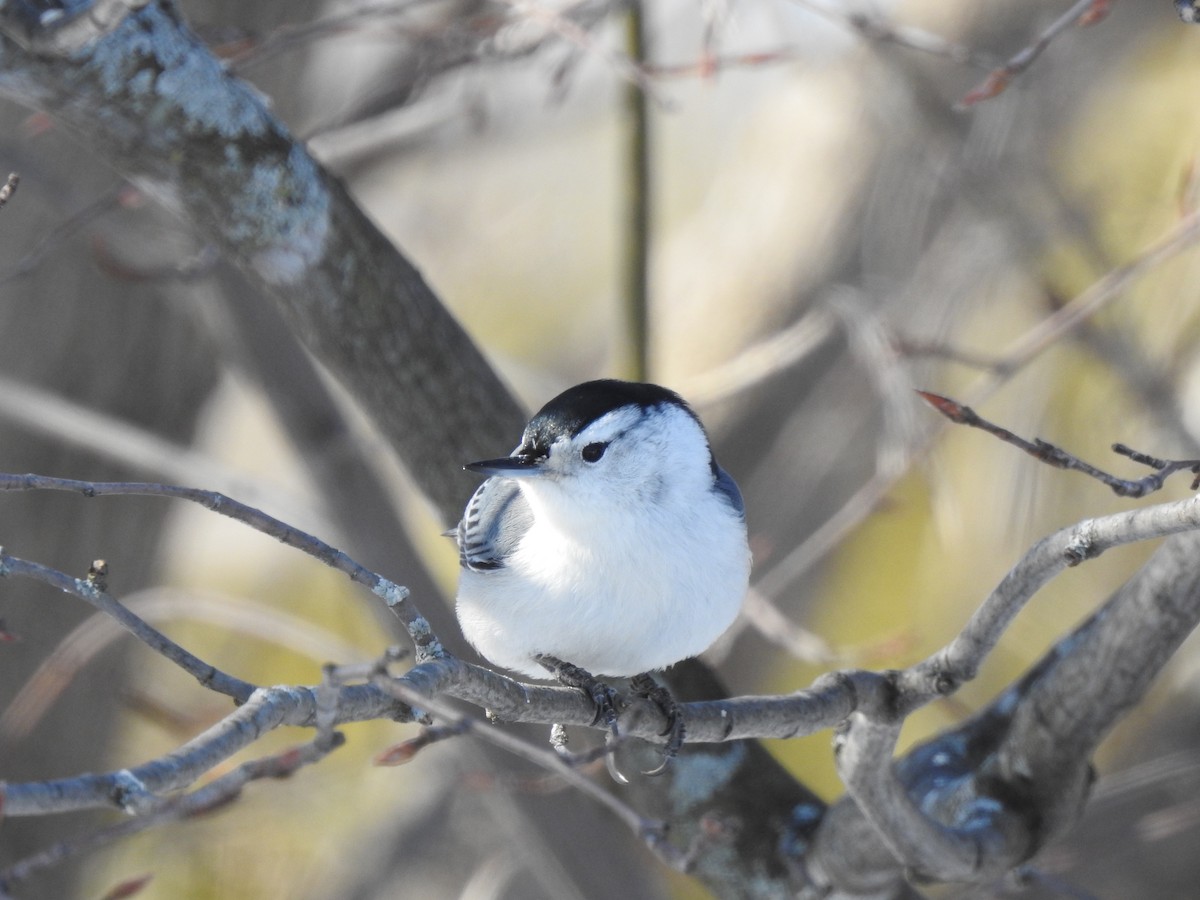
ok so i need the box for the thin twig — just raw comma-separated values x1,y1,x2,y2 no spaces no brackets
708,587,836,665
682,306,837,407
788,0,992,69
752,437,931,603
958,0,1112,108
224,0,442,70
894,335,1012,374
645,47,806,78
373,721,472,766
0,184,125,285
918,391,1200,498
0,550,258,702
0,374,317,525
90,237,219,283
992,208,1200,376
496,0,673,109
0,472,435,657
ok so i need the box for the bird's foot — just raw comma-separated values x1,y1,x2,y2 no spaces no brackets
629,672,685,776
535,655,620,735
536,654,629,783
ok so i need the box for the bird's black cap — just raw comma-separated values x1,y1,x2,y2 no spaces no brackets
519,379,698,457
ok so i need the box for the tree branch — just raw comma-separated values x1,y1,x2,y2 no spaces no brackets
918,391,1200,498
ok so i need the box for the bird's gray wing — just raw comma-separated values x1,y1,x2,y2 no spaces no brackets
456,477,533,571
714,464,745,519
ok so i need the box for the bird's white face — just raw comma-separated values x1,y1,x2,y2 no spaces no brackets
512,403,715,528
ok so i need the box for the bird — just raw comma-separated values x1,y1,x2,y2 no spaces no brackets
453,379,750,769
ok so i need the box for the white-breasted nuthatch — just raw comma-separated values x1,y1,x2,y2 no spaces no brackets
454,379,750,764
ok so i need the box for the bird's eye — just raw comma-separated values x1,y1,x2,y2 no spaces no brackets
581,442,608,463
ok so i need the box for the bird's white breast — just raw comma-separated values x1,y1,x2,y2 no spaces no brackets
456,487,749,678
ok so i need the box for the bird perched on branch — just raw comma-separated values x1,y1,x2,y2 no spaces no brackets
454,379,750,773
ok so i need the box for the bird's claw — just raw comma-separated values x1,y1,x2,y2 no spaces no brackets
604,730,630,784
536,658,684,781
537,654,632,782
630,672,685,776
536,654,620,736
588,681,620,735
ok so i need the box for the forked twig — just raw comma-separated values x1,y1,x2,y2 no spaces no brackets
919,391,1200,498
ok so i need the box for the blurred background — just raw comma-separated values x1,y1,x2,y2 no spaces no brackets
2,1,1200,897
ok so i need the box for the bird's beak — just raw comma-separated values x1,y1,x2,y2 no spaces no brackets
464,456,546,477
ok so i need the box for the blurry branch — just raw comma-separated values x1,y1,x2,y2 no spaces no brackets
224,0,637,141
705,294,915,658
645,46,808,79
788,0,992,68
958,0,1112,108
0,374,317,526
650,0,1070,85
990,207,1200,383
0,174,216,285
919,391,1200,498
223,0,631,96
623,0,650,382
90,236,219,282
646,0,994,82
699,0,1113,134
893,335,1010,373
683,298,852,658
222,0,456,70
712,586,836,665
683,305,837,407
0,183,126,286
751,392,931,608
1050,291,1199,451
497,0,671,108
575,0,1043,85
830,290,921,479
